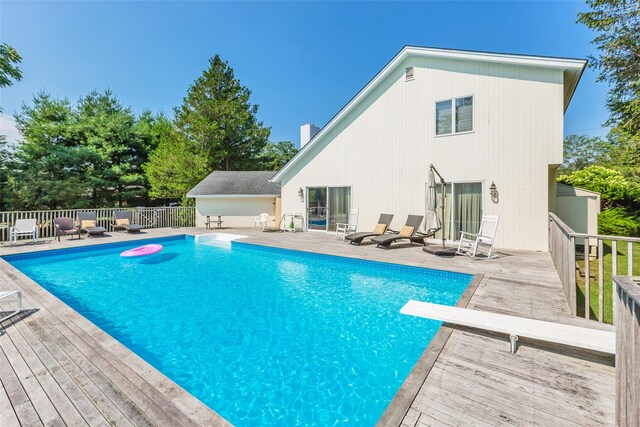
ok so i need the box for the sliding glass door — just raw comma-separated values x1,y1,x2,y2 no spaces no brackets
435,182,482,241
328,187,351,231
307,186,351,231
307,187,328,231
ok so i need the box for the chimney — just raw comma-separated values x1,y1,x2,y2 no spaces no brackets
300,124,320,148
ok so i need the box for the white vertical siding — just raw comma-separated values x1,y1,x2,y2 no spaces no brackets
279,55,565,251
195,197,276,228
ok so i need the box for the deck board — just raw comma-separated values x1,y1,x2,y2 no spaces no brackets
0,228,615,426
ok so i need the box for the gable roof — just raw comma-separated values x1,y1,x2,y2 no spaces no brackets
271,45,587,184
187,171,281,197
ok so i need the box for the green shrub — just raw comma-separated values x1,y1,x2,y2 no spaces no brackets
598,207,640,237
557,165,640,206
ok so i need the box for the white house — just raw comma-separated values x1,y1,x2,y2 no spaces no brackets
270,46,587,251
187,171,281,228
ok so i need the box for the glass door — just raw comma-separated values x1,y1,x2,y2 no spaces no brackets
328,187,351,231
307,187,328,230
306,186,351,231
435,182,482,241
452,182,482,239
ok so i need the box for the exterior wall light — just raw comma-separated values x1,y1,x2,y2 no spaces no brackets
298,187,304,202
490,181,499,203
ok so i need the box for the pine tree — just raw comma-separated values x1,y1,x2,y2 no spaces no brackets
174,55,271,171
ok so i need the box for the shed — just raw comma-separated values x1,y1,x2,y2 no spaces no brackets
187,171,281,228
555,183,601,255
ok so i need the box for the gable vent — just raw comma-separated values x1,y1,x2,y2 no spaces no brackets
405,66,414,81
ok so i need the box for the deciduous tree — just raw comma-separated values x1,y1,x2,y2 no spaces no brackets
578,0,640,135
143,123,209,202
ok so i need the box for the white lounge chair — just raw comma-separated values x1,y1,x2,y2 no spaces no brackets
401,300,615,354
0,291,22,324
9,219,38,244
254,213,270,230
457,214,499,258
336,208,359,240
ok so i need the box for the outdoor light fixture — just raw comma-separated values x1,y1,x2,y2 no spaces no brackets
298,187,304,202
490,181,499,203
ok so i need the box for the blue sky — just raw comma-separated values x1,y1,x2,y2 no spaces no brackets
1,1,609,146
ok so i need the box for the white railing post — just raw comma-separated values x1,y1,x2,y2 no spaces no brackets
598,238,604,322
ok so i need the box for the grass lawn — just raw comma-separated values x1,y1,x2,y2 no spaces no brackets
576,240,640,324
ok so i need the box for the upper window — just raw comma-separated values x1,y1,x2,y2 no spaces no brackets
436,96,473,136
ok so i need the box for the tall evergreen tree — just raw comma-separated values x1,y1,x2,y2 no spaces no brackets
9,93,93,209
7,91,163,209
0,43,23,208
174,55,271,171
257,140,298,171
69,90,159,206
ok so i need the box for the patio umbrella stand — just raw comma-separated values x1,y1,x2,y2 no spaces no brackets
423,164,457,257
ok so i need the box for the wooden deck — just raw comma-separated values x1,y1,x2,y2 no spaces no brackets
0,228,615,426
0,229,230,427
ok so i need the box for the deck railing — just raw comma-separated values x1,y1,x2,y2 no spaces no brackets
549,213,577,316
614,275,640,425
549,212,640,324
0,207,196,241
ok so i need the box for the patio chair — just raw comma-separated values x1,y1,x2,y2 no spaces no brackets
77,212,107,238
0,290,22,324
336,208,359,240
254,213,270,230
371,215,428,249
457,214,500,258
345,214,394,245
9,219,38,244
53,217,80,241
112,211,143,233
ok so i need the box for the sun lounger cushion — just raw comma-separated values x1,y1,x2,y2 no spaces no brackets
116,218,129,226
373,223,386,234
399,226,414,237
81,220,96,228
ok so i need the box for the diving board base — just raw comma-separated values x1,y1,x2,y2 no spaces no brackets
401,300,615,355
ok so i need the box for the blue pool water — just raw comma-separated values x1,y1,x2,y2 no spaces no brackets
5,236,472,426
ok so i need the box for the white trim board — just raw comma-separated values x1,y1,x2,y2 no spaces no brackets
400,300,615,355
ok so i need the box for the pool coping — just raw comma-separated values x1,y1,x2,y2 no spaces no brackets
2,232,481,426
376,273,484,426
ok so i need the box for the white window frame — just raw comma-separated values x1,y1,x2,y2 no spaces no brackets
435,95,475,137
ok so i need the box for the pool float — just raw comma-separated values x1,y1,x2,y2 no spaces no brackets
120,244,163,257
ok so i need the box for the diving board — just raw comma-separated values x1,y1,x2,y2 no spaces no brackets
400,300,615,355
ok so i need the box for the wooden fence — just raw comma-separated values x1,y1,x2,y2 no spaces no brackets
0,207,196,240
549,212,640,324
614,275,640,426
549,213,577,316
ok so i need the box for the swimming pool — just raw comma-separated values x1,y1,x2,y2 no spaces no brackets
4,236,472,426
